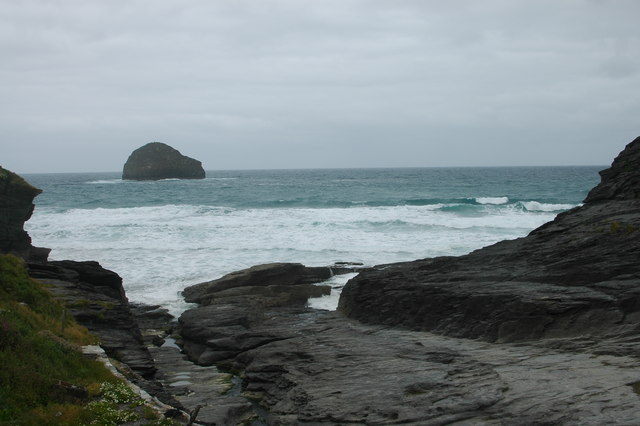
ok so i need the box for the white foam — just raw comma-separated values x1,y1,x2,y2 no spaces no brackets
475,196,509,205
520,201,578,212
307,273,359,311
26,204,562,317
205,177,239,180
86,179,123,184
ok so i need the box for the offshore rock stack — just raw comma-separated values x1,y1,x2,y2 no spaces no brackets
122,142,205,181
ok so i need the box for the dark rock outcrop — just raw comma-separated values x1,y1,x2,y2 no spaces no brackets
228,312,640,425
122,142,205,180
179,263,338,366
339,136,640,345
0,166,49,261
28,261,157,378
182,262,334,305
585,136,640,202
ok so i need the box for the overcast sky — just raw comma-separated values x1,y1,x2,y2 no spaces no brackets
2,0,639,173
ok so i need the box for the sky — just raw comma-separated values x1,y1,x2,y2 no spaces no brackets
1,0,639,173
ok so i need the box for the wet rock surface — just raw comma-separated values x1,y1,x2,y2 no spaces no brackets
129,303,262,425
178,304,640,425
250,317,640,425
182,262,336,305
149,343,257,425
180,263,344,367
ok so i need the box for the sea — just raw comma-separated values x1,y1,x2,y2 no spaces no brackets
23,166,603,316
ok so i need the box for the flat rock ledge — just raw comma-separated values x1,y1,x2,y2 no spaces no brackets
182,262,342,305
179,262,359,366
178,292,640,425
236,313,640,425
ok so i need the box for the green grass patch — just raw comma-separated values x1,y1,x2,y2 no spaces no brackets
594,220,639,234
0,254,175,424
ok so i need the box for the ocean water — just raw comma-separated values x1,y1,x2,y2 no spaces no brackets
23,167,603,316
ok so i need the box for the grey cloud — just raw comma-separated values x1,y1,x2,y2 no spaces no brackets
1,0,639,172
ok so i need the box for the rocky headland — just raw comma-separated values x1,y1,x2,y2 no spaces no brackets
0,166,49,261
340,136,640,346
122,142,205,180
4,135,640,425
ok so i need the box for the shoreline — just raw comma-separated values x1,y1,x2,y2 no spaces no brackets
3,136,640,423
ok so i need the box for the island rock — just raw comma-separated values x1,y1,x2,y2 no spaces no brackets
122,142,205,180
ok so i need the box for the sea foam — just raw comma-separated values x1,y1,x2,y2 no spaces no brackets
27,203,559,316
475,196,509,205
24,167,599,316
520,201,578,212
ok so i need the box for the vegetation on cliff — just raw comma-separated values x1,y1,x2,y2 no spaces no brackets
0,254,172,425
0,166,41,193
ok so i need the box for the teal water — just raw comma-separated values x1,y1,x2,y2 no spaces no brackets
23,166,603,314
27,166,597,210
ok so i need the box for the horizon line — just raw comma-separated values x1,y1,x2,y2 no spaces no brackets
17,163,608,175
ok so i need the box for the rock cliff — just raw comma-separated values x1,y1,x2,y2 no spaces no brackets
0,166,49,261
339,136,640,345
122,142,205,180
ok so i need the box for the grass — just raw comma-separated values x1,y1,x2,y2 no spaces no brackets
594,220,639,234
0,166,41,194
0,254,176,425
